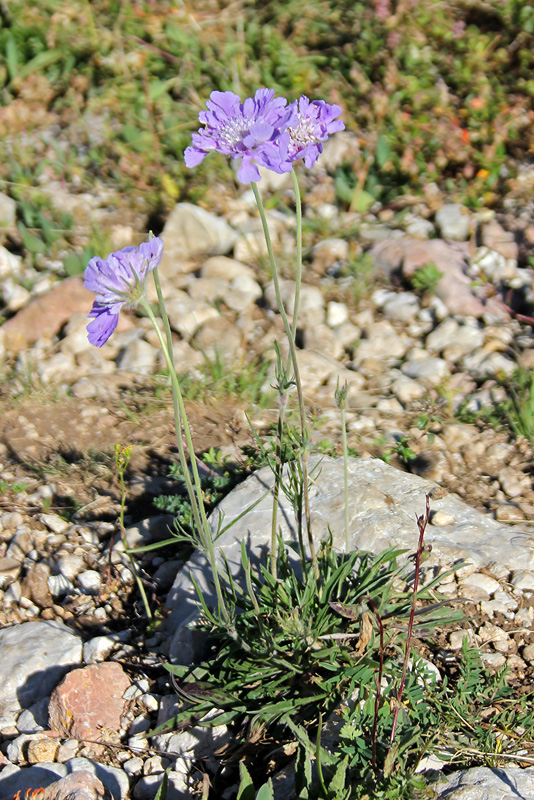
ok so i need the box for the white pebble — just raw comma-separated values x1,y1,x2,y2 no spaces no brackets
124,757,144,776
77,570,101,594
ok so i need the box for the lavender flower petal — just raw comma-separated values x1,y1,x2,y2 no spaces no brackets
83,236,164,347
184,88,295,183
87,304,120,347
279,95,345,170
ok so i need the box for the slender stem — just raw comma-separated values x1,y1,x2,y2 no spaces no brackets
341,406,350,552
116,449,153,620
290,169,303,343
140,298,229,623
359,596,384,774
251,181,317,577
270,394,286,579
152,268,203,541
390,492,431,742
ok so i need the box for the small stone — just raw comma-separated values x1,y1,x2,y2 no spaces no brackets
511,570,534,592
0,193,16,229
124,756,145,775
326,301,349,328
57,553,86,581
0,557,21,588
312,238,349,274
435,203,471,240
391,377,425,404
128,735,149,752
222,274,262,312
459,584,490,602
117,338,159,375
430,510,456,527
3,277,94,356
401,356,449,385
521,644,534,664
1,280,30,312
26,736,60,763
405,216,435,239
382,293,419,322
134,775,166,800
161,202,237,266
481,219,519,261
498,467,531,499
201,256,254,281
129,714,151,735
56,738,79,762
480,652,506,669
459,573,500,597
495,504,526,522
83,634,122,664
77,570,102,595
39,513,70,535
449,630,475,650
506,654,526,675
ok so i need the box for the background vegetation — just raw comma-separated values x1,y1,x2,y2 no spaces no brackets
1,0,533,275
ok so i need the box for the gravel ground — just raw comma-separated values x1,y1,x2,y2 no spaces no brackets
1,143,534,796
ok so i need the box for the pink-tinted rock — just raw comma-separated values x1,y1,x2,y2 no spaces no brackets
370,236,508,318
1,276,131,355
482,220,519,261
48,662,131,751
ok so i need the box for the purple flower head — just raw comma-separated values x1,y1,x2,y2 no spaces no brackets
84,237,164,347
278,95,345,170
184,89,296,184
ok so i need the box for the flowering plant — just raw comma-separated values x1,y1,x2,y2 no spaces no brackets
84,87,345,591
80,88,476,798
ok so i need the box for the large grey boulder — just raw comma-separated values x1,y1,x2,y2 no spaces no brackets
165,456,534,662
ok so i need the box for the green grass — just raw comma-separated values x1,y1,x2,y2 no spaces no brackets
1,0,533,277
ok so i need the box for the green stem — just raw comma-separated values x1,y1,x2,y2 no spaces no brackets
140,298,229,623
152,268,203,541
290,169,303,344
251,181,317,578
341,406,349,553
117,456,152,620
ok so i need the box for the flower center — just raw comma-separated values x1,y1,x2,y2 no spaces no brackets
286,116,319,157
219,115,254,150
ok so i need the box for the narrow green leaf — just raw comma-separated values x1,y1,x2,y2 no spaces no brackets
6,36,19,80
18,223,45,254
376,134,391,167
18,49,62,80
153,768,169,800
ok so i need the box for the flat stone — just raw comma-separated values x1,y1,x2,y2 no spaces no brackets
459,573,500,597
401,356,449,385
481,219,519,261
435,204,472,241
201,256,255,281
49,663,131,751
160,203,237,268
382,293,419,322
511,570,534,592
165,456,534,661
0,244,21,281
434,767,534,799
0,621,82,718
2,277,95,356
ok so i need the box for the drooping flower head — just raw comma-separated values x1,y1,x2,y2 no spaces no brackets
184,89,296,184
84,237,164,347
278,95,345,170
